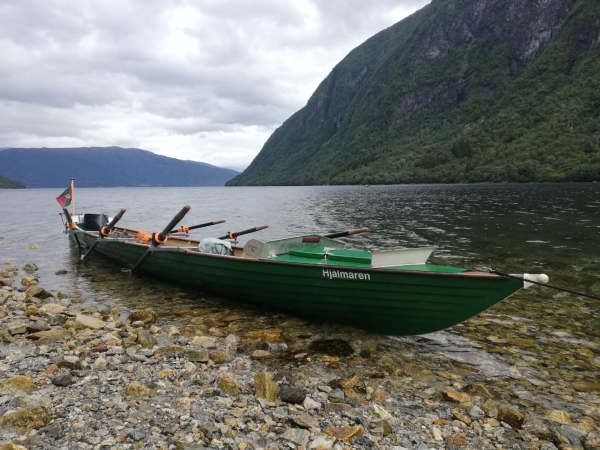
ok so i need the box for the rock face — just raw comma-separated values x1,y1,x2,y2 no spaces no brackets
228,0,600,186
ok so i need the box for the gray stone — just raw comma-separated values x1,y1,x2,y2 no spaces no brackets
127,429,147,441
328,388,345,403
57,356,81,370
8,322,27,335
292,414,320,429
280,386,306,404
45,421,65,439
540,444,559,450
106,346,124,355
303,397,321,410
136,330,157,349
469,405,485,419
281,428,310,446
26,322,51,333
52,374,74,387
309,436,336,450
368,403,392,421
555,424,587,447
75,314,106,330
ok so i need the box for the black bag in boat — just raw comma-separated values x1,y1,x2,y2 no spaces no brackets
83,214,109,231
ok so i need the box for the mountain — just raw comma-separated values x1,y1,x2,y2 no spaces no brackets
0,174,25,189
228,0,600,185
0,147,238,188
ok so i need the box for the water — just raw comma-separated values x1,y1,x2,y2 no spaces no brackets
1,184,600,409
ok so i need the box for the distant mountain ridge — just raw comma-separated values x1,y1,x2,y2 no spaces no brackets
0,147,238,188
228,0,600,185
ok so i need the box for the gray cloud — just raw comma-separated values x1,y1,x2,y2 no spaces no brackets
0,0,429,170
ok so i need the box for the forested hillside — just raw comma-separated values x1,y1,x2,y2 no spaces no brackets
228,0,600,185
0,174,25,189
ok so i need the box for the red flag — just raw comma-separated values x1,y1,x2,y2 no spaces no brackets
56,185,73,208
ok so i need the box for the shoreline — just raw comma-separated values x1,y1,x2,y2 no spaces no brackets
0,262,599,450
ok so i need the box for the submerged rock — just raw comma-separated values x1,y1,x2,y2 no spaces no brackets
25,286,53,300
27,329,70,345
75,314,106,330
21,275,38,286
23,263,38,272
128,309,158,324
308,339,354,357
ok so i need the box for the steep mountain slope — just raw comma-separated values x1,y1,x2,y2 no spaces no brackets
0,174,25,189
0,147,238,188
228,0,600,185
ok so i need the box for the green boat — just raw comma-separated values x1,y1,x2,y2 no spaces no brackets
62,206,549,336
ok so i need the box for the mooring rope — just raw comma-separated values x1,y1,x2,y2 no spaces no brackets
490,269,600,301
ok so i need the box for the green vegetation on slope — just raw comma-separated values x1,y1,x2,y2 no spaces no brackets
0,174,25,189
228,0,600,185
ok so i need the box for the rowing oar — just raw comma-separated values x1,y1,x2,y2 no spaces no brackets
169,219,226,235
81,208,126,261
62,207,82,249
129,205,191,274
490,269,600,301
325,227,370,239
218,225,269,240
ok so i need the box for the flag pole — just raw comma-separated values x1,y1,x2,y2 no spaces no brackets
70,178,75,217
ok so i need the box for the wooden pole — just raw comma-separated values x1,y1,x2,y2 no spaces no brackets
70,178,75,217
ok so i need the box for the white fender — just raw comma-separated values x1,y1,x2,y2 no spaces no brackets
514,273,549,289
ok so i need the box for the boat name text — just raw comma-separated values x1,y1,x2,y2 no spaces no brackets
322,269,370,281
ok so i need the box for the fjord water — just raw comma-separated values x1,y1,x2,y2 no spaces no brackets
1,184,599,401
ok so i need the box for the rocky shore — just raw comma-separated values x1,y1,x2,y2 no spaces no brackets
0,262,599,450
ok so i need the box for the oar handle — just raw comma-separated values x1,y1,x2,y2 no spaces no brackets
325,227,370,239
62,208,76,229
155,205,190,245
171,219,226,233
218,225,268,240
101,208,126,237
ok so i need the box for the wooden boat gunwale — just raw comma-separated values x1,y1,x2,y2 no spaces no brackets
77,226,514,282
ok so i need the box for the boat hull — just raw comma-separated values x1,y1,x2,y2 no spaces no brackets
80,234,523,336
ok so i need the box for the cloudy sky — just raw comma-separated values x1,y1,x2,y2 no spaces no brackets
0,0,429,171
